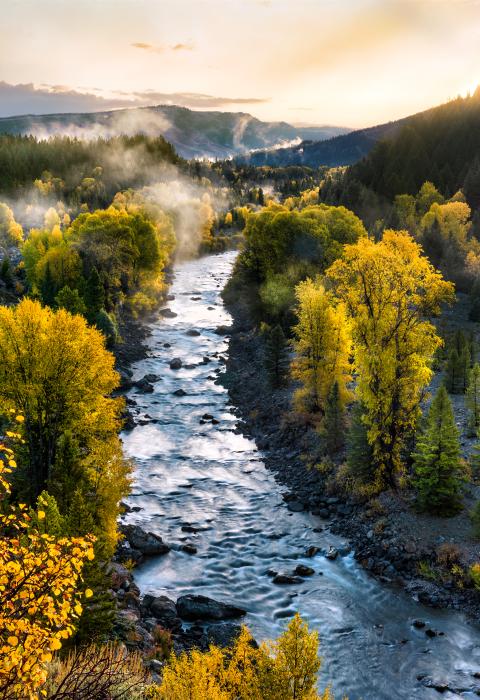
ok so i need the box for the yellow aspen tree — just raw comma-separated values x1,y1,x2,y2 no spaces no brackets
327,231,454,490
292,278,352,415
0,426,94,699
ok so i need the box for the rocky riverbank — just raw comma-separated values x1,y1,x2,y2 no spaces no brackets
222,300,480,621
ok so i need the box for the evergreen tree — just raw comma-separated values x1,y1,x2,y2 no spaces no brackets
0,257,12,288
445,348,460,393
346,402,374,484
467,363,480,433
84,266,105,321
264,324,288,387
55,285,87,316
446,331,471,393
412,385,463,515
95,309,119,348
258,187,265,206
469,279,480,321
471,500,480,538
40,261,56,307
323,380,345,453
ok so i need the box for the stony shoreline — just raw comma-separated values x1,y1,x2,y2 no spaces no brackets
222,300,480,622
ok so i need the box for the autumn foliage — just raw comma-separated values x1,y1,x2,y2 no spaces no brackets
0,426,94,699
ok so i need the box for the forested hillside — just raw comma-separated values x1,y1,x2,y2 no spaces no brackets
0,105,349,160
352,88,480,202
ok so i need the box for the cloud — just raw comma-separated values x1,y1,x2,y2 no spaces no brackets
131,41,194,53
132,91,269,109
0,82,269,118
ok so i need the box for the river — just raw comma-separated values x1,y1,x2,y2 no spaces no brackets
122,251,480,700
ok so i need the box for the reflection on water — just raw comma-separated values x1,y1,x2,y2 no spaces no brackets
122,251,480,700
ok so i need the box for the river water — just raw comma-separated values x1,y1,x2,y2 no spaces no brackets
122,251,480,700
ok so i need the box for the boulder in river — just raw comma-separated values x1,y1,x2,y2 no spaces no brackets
325,546,339,561
135,378,154,393
145,595,183,632
287,501,304,513
294,565,315,577
272,574,303,585
169,358,183,370
173,389,188,397
176,594,246,621
160,308,178,318
215,325,233,336
186,329,201,337
121,524,170,556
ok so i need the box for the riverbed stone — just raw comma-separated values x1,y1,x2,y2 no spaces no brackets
120,524,170,556
272,574,303,585
176,594,246,621
169,358,183,370
147,595,183,632
294,565,315,576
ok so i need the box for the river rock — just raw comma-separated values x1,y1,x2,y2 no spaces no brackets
169,358,183,370
186,329,201,336
272,574,303,585
325,546,339,561
160,308,178,318
181,544,198,555
294,565,315,577
305,546,320,558
121,524,170,556
135,378,154,393
176,594,246,621
215,325,233,336
173,389,188,397
287,501,304,512
146,595,183,632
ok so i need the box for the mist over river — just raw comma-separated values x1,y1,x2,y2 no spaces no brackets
122,251,480,700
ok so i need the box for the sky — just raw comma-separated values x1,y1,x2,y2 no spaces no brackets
1,0,480,128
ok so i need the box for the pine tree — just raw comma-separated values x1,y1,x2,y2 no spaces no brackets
323,380,345,453
84,266,105,321
467,363,480,433
412,385,463,515
0,257,12,288
258,187,265,206
264,324,288,387
470,279,480,322
40,261,56,307
346,402,374,484
445,348,460,393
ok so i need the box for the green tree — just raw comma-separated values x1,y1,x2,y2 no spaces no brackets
467,364,480,433
55,285,87,316
264,324,289,387
323,381,345,454
0,258,12,288
41,261,57,307
84,266,105,320
95,309,119,348
346,403,374,485
412,385,463,515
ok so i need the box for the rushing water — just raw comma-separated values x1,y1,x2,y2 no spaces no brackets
122,251,480,700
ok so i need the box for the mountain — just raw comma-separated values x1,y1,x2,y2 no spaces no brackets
243,116,412,168
351,89,480,202
0,105,349,160
244,93,480,170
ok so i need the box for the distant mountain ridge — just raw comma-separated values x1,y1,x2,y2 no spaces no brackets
0,105,349,160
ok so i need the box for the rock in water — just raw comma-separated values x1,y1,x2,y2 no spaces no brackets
145,595,183,632
294,565,315,577
176,594,246,621
120,524,170,556
169,358,183,370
